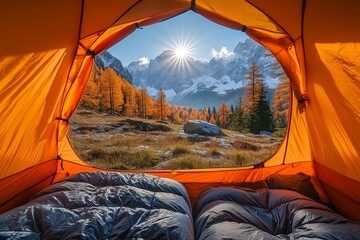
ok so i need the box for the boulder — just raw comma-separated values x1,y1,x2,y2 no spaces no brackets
183,120,225,136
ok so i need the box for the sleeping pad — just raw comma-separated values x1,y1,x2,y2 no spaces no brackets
0,172,194,240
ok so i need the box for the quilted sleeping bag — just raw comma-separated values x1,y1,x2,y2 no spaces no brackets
194,187,360,240
0,172,194,240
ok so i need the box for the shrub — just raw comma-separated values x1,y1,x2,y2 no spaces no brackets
209,148,221,156
205,139,221,156
163,155,206,169
227,149,275,167
232,140,259,151
172,145,190,156
272,127,286,138
232,153,252,166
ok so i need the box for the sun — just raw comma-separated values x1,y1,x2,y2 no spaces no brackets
175,46,189,59
163,32,199,71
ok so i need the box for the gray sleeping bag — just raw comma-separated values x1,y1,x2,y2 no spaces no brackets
194,187,360,240
0,172,194,240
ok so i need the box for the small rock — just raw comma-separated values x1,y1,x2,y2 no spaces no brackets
165,151,173,157
190,149,208,156
137,145,149,150
260,131,272,136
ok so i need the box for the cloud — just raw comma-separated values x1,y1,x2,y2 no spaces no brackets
139,57,149,65
211,47,235,59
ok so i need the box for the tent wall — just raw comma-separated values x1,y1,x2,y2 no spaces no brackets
303,0,360,219
0,160,57,213
305,0,360,183
0,1,81,179
0,0,359,222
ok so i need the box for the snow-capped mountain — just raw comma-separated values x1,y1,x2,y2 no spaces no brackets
127,50,209,92
96,39,277,108
127,61,148,86
97,51,133,83
127,38,279,108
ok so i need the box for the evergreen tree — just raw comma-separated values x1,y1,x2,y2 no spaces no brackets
207,107,212,121
231,95,246,132
212,106,217,120
247,80,274,133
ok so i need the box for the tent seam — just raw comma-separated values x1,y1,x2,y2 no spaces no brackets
56,0,85,165
0,159,58,182
58,0,85,116
57,159,312,174
86,0,143,53
244,0,293,39
281,83,294,164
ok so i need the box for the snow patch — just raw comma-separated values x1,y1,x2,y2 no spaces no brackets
139,57,149,65
145,87,176,101
178,75,246,96
265,76,279,89
212,47,235,60
164,89,177,100
146,86,158,97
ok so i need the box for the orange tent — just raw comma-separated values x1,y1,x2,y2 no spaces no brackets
1,0,359,222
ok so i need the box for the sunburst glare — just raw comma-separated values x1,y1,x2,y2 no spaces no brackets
175,46,189,59
163,33,199,75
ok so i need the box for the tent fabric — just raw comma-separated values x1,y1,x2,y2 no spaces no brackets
0,0,360,222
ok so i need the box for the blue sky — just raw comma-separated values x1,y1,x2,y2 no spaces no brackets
108,11,248,66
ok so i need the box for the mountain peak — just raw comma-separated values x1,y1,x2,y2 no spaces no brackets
125,37,279,108
233,38,258,55
97,51,133,84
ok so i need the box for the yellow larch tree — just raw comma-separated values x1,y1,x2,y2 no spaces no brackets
245,61,263,111
218,101,231,127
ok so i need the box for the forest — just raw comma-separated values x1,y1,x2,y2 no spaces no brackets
80,58,289,134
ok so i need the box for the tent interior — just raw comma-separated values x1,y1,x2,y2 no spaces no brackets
0,0,360,224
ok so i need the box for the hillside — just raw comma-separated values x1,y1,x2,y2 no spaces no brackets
68,109,282,170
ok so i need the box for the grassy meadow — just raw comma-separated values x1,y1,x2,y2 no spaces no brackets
68,109,283,170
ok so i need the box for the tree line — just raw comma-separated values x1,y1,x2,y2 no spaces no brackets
81,58,289,134
224,60,289,133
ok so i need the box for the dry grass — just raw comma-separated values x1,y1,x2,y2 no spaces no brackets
171,144,190,156
159,154,227,170
225,149,274,166
68,109,282,170
85,148,161,170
